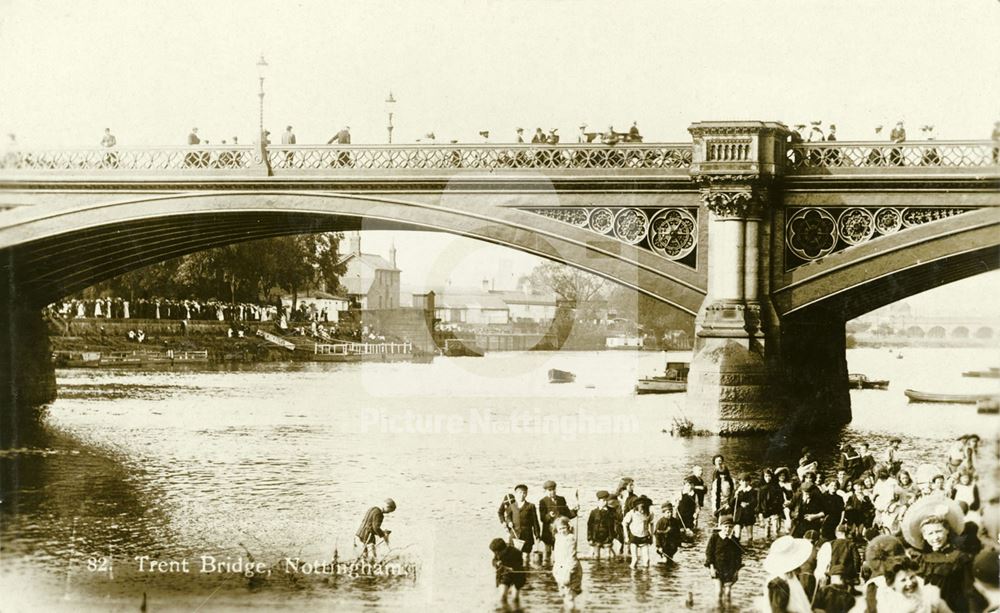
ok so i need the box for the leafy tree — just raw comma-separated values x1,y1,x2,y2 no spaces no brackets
528,261,606,304
83,232,346,307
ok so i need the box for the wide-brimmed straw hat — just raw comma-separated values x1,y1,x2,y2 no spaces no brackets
902,497,964,549
763,536,814,577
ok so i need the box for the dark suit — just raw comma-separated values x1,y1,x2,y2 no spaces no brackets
538,494,577,546
505,501,539,553
791,494,826,538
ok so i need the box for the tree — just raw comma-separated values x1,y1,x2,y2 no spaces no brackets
84,232,346,307
606,284,693,346
528,261,607,304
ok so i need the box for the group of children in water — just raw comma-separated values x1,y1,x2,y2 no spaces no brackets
486,433,994,611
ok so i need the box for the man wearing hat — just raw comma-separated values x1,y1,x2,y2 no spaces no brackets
790,480,827,538
538,480,578,566
902,497,975,612
504,484,539,565
886,437,903,476
586,490,616,559
655,502,684,562
356,498,396,559
705,515,743,607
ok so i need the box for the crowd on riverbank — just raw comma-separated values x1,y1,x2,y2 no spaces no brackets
488,435,997,611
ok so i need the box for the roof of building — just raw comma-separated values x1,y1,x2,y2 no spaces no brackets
434,292,509,310
490,290,558,306
338,252,400,296
337,252,399,272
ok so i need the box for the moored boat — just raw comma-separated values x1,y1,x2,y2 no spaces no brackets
636,361,688,395
977,398,999,414
904,389,999,404
962,367,1000,378
848,373,890,390
548,369,575,384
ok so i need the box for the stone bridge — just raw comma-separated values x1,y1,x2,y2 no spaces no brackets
1,121,997,435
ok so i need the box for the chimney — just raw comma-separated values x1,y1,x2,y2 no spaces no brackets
482,279,489,292
389,241,397,268
349,231,361,257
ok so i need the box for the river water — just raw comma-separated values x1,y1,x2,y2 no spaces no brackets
1,347,997,611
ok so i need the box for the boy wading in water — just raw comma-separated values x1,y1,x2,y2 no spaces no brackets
705,514,743,607
587,490,616,559
356,498,396,559
489,537,525,609
504,484,540,567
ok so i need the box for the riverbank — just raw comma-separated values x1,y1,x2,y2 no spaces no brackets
48,318,292,362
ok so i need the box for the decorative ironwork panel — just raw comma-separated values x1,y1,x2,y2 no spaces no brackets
786,209,838,261
787,141,999,170
785,206,975,268
525,207,698,266
648,209,698,260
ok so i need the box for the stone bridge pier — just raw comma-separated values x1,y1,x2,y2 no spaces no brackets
0,264,57,446
685,122,850,434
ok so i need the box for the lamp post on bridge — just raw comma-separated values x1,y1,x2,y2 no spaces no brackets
256,55,269,143
385,91,396,144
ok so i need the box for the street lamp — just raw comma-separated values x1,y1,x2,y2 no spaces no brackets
384,91,396,144
256,55,269,142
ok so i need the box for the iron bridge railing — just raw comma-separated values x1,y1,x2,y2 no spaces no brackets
787,140,999,171
1,141,995,174
0,143,693,172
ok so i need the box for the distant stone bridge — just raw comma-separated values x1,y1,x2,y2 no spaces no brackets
1,122,997,434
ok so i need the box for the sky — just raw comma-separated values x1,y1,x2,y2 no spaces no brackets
1,0,997,315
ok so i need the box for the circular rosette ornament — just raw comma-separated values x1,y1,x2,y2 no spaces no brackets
588,208,614,234
873,207,902,235
786,208,837,261
612,208,650,245
648,209,697,260
837,208,875,245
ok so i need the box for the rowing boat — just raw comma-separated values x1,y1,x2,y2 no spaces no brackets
904,389,999,404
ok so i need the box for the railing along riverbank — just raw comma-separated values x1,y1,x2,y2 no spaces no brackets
314,342,412,356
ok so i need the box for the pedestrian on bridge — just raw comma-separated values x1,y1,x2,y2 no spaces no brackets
282,125,296,167
100,128,118,168
327,126,351,167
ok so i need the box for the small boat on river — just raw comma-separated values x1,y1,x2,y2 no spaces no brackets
962,367,1000,378
548,369,576,384
977,398,999,414
848,373,889,390
904,389,999,404
636,361,688,395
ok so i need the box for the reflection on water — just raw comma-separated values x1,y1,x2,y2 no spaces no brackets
1,348,997,611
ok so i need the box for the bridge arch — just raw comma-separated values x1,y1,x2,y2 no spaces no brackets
0,190,706,313
772,207,1000,321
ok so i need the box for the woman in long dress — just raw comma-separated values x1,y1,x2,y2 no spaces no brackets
551,516,582,611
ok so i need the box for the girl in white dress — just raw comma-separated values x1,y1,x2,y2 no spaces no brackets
551,516,582,611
